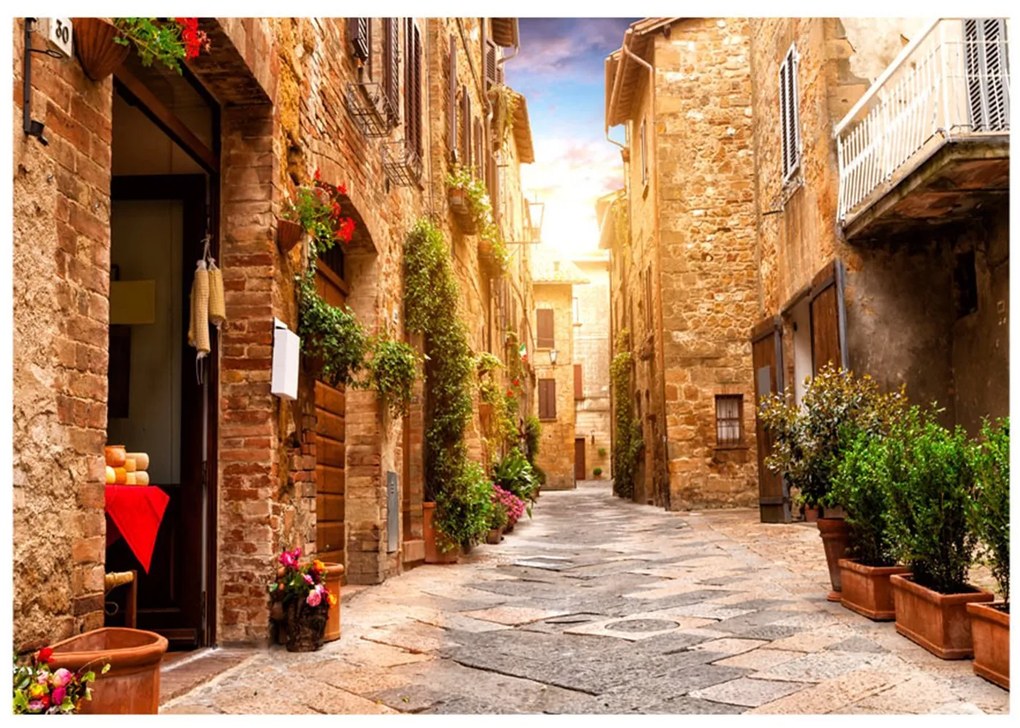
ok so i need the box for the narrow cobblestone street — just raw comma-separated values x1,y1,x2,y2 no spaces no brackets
161,483,1008,715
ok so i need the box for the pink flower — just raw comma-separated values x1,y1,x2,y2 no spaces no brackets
303,573,313,584
27,700,44,713
51,686,66,706
278,547,302,568
50,668,72,688
306,589,322,607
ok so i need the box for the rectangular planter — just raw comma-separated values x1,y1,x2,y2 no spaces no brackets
890,574,994,659
838,559,911,621
967,601,1010,689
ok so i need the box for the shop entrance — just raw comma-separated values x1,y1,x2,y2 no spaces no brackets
105,57,220,649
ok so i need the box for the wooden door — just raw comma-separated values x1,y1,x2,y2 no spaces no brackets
314,264,347,566
809,261,848,374
751,316,788,523
574,438,586,481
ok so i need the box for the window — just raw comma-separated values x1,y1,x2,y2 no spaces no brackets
715,395,743,447
383,19,399,123
348,18,370,64
574,364,583,400
965,19,1009,132
639,117,648,185
538,379,557,420
779,44,801,182
460,89,472,169
447,34,457,156
484,37,502,91
643,266,653,330
403,19,423,165
536,308,554,348
573,296,580,324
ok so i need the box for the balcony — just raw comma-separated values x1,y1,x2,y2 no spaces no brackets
835,18,1010,240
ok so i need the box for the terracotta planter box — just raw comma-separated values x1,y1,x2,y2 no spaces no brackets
890,574,995,659
49,628,168,714
322,562,345,643
817,517,851,601
423,502,458,564
967,601,1009,689
838,558,911,621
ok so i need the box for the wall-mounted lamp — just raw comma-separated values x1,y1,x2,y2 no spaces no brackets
549,348,558,365
590,430,596,445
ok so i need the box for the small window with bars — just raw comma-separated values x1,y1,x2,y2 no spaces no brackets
349,18,370,64
778,44,801,183
715,394,743,447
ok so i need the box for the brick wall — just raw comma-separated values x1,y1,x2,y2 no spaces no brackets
12,18,113,650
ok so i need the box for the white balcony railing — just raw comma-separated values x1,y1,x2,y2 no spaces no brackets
836,18,1010,225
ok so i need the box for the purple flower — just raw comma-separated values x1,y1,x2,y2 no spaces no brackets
28,700,44,713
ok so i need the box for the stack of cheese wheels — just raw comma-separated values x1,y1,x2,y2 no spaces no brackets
104,446,150,485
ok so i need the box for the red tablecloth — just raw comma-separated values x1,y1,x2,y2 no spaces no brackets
105,485,170,574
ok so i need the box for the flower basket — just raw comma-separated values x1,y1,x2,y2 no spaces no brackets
284,600,328,652
448,187,477,234
72,18,131,82
277,218,305,254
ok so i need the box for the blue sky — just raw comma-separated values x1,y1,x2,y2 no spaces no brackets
506,18,638,256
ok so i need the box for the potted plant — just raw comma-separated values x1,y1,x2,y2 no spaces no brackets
966,417,1009,688
436,462,495,554
13,646,109,714
493,483,526,533
759,365,900,601
73,18,209,82
486,494,509,544
885,409,994,659
831,430,910,620
445,166,508,270
593,467,603,479
267,547,336,652
282,172,355,255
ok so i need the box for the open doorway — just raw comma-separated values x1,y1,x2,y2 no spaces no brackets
104,56,220,650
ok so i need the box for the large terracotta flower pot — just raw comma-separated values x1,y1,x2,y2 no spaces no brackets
817,517,851,601
838,558,911,621
967,601,1009,689
423,501,459,564
48,627,167,714
890,574,995,659
322,562,344,643
72,18,131,82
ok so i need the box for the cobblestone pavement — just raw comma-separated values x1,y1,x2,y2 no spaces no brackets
161,482,1009,714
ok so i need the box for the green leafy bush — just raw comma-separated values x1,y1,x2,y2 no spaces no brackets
885,409,978,594
593,467,603,478
364,335,418,418
447,165,508,270
830,430,897,566
297,275,366,387
611,330,643,499
492,448,538,508
435,462,495,549
968,417,1009,605
524,415,541,463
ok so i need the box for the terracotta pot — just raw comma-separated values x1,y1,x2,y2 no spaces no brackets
322,562,344,643
817,517,851,601
284,599,327,652
48,627,168,714
277,218,305,254
72,18,131,82
890,574,995,659
504,520,515,533
486,528,503,545
803,506,819,523
422,502,458,564
967,601,1009,689
838,558,911,621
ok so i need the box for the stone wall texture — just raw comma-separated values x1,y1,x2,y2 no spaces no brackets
534,282,576,490
573,258,612,479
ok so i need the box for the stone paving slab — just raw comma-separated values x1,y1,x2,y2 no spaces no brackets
713,648,806,671
690,676,807,707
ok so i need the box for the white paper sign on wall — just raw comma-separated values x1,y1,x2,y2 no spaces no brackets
271,318,300,400
46,18,74,58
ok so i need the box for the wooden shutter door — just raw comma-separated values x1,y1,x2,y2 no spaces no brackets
809,260,847,375
384,19,399,123
751,316,787,523
536,309,554,348
539,379,556,419
574,363,583,400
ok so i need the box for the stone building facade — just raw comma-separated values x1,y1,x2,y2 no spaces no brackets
603,18,760,511
572,253,612,480
747,17,1009,520
12,16,535,651
531,247,585,490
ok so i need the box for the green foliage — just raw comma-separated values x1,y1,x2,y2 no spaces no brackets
285,186,354,255
297,274,366,388
113,18,208,74
524,415,541,462
597,447,608,458
447,165,508,270
489,83,518,151
758,364,906,509
403,218,474,503
831,430,898,566
968,417,1009,604
435,462,495,550
884,409,978,594
477,354,518,451
365,335,419,418
593,467,603,477
611,330,643,499
492,448,538,510
488,500,510,531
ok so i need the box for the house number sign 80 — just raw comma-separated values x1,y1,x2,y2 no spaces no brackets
47,18,74,58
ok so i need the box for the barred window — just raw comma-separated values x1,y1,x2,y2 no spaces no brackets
779,44,801,182
715,395,743,447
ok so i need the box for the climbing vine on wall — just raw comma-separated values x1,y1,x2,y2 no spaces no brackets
611,329,644,499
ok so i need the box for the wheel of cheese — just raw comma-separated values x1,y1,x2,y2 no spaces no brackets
126,452,150,471
105,466,116,484
114,467,127,484
134,471,150,486
105,445,126,467
125,472,137,485
124,458,137,473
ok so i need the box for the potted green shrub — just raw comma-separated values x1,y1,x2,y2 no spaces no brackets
492,448,538,512
966,417,1009,687
436,462,495,555
593,467,603,479
831,430,910,621
885,409,994,659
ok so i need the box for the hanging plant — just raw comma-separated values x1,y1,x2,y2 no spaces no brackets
285,170,356,257
364,335,419,418
112,18,210,74
488,84,518,152
446,165,508,271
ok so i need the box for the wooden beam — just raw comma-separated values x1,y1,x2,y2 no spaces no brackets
114,66,219,174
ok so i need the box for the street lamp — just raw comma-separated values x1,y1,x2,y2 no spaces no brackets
549,348,558,365
526,198,545,243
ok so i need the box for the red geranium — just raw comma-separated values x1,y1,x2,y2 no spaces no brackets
37,647,54,665
174,18,210,60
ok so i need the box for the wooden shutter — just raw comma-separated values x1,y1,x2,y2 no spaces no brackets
965,19,1010,132
474,118,484,178
809,260,847,374
487,148,500,222
539,379,556,419
485,38,499,91
779,45,801,181
448,34,457,157
349,18,370,62
751,316,788,523
404,19,422,160
574,364,583,400
536,309,554,348
460,90,471,169
383,19,399,123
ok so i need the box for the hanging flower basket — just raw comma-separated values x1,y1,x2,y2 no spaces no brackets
448,187,477,234
72,18,131,82
277,218,305,254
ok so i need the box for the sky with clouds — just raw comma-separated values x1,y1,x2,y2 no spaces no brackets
505,18,638,258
